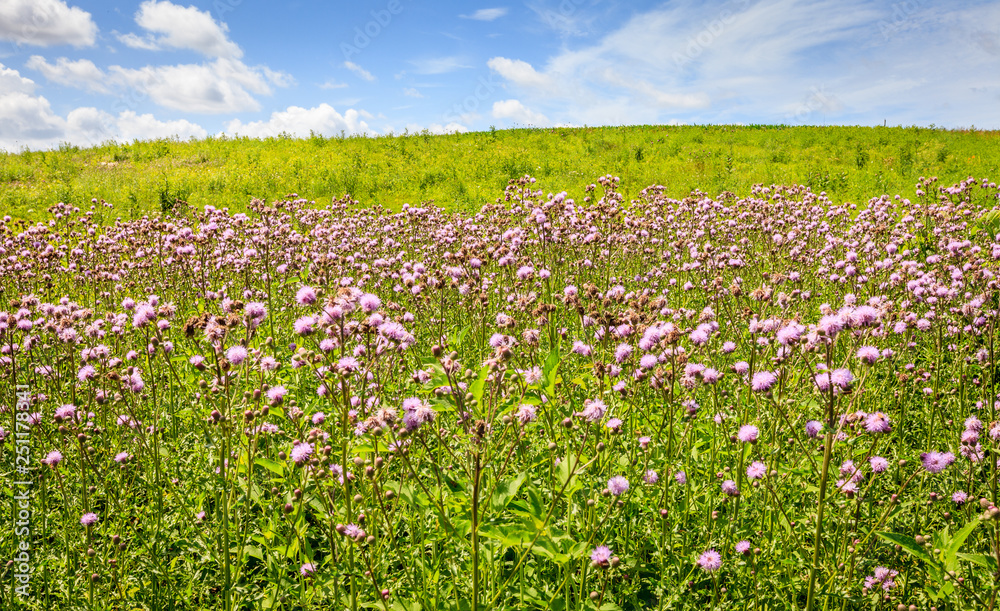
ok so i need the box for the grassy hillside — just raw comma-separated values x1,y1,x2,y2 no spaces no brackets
2,124,1000,221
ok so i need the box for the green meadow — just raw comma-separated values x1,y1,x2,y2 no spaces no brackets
2,124,999,220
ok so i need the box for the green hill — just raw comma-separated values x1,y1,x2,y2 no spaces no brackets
2,124,999,221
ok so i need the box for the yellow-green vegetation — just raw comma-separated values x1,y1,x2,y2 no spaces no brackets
2,124,999,221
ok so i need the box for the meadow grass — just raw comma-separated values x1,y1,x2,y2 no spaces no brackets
2,124,1000,221
2,171,1000,610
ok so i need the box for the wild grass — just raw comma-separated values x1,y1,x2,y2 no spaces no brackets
2,124,999,221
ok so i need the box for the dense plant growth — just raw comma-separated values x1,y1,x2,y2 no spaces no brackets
3,174,1000,610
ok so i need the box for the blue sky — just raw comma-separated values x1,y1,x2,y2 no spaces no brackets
1,0,998,151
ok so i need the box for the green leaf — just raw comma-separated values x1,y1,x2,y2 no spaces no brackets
255,457,285,476
944,520,979,569
471,364,490,404
875,532,933,564
957,553,998,571
490,472,527,513
542,343,560,388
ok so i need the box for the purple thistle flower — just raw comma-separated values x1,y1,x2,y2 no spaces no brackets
805,420,823,438
746,461,767,480
114,451,130,463
516,403,537,424
921,451,956,474
721,480,739,496
359,293,381,313
290,442,314,466
674,471,687,485
735,540,751,555
43,450,63,467
864,412,891,434
856,346,880,365
77,365,96,382
830,368,854,390
226,346,248,365
590,545,612,567
267,385,287,404
295,286,317,306
697,549,722,572
607,475,630,496
300,562,316,577
293,315,315,336
80,512,98,527
952,490,969,505
737,424,759,443
643,469,659,484
751,371,777,392
869,456,889,473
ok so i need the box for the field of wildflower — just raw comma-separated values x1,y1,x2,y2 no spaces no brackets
3,172,1000,610
3,125,1000,222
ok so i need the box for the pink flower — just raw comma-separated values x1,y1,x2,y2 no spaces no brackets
43,450,63,467
737,424,759,443
856,346,880,365
607,476,629,496
697,549,722,572
590,545,612,567
80,512,98,527
226,346,248,365
751,371,777,392
295,286,317,305
746,461,767,480
290,442,314,465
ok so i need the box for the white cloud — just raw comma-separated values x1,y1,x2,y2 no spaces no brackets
492,99,550,126
0,0,97,48
399,122,469,135
487,57,550,90
225,104,373,139
116,110,207,141
403,87,423,98
0,92,66,151
408,56,471,75
120,0,242,58
0,63,208,151
115,31,160,51
26,55,110,93
344,61,376,82
319,79,348,90
111,58,287,114
461,8,508,21
0,63,37,95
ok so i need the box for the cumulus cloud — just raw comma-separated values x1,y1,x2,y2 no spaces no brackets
225,104,374,139
491,99,550,126
110,58,285,114
403,87,423,98
0,63,209,151
25,55,110,93
0,0,97,47
344,61,376,82
461,8,508,21
0,63,38,95
487,57,550,90
118,0,242,58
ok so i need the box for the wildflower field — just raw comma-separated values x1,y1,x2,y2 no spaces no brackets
3,170,1000,611
3,125,1000,222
